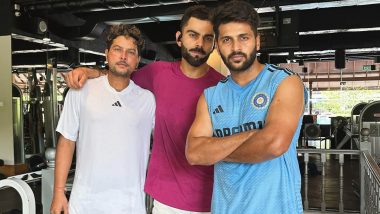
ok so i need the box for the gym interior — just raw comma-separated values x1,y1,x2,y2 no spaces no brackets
1,0,380,213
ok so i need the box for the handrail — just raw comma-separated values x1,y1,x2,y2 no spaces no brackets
0,177,36,214
297,148,361,213
362,150,380,185
297,148,360,155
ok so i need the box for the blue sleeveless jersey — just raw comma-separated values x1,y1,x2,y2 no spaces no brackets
204,64,307,214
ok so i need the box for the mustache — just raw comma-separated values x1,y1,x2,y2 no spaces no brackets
189,47,206,55
116,61,129,66
228,51,247,60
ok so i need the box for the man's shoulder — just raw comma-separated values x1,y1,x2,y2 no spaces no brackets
141,60,175,70
131,81,154,99
134,61,175,79
63,80,99,105
208,67,225,79
68,76,103,95
215,75,229,85
266,64,297,77
205,76,229,92
84,75,105,89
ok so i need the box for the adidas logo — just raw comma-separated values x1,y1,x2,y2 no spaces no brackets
213,105,224,114
112,101,122,107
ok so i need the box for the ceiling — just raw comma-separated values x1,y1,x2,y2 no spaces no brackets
5,0,380,72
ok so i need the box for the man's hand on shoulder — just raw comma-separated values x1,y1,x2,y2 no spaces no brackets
63,67,102,89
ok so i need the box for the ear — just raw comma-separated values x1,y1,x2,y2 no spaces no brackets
175,31,182,47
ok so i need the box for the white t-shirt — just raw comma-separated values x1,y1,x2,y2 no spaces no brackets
56,75,155,214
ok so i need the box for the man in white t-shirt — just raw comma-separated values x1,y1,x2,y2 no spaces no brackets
50,24,155,214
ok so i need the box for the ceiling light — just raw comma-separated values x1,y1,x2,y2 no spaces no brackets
38,20,48,34
12,65,47,69
269,47,380,57
79,48,105,56
80,62,97,66
300,27,380,35
12,47,68,54
105,14,183,25
12,33,66,48
257,0,380,13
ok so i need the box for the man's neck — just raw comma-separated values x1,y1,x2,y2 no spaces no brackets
231,60,265,86
107,73,130,92
180,59,209,79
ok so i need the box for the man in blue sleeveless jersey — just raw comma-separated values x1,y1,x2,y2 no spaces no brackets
186,1,307,213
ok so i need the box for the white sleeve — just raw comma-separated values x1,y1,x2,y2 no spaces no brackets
56,89,81,141
151,93,156,131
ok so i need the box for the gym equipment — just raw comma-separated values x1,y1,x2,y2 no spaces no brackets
12,84,25,164
350,102,367,149
330,116,350,149
42,58,59,149
351,102,367,135
42,148,57,214
0,178,36,214
0,173,6,180
25,69,45,155
26,155,46,172
299,115,315,147
359,100,380,159
304,123,321,139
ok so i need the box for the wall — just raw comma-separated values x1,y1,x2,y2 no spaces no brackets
0,35,15,164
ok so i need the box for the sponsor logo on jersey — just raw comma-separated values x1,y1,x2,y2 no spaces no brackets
213,120,265,137
251,92,269,109
112,101,122,107
213,105,224,114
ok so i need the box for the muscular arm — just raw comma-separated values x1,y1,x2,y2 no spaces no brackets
186,76,304,166
185,94,254,166
50,135,76,214
63,67,105,89
224,75,305,163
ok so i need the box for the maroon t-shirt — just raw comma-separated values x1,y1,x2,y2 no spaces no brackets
132,61,224,212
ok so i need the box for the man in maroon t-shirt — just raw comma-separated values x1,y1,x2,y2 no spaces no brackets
64,5,224,214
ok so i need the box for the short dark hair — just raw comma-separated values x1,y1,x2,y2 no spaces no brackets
212,0,260,38
106,24,145,56
180,5,212,31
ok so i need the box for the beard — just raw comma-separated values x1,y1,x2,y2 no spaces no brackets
108,61,133,78
181,45,211,67
221,47,257,73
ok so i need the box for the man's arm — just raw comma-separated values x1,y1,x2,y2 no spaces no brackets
63,67,105,89
185,94,254,166
186,76,305,166
50,135,76,214
224,75,305,163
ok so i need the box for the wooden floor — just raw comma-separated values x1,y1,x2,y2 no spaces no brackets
301,152,360,213
0,142,361,213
